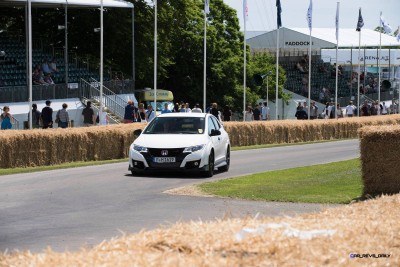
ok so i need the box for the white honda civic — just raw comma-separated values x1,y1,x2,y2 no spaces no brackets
129,113,230,177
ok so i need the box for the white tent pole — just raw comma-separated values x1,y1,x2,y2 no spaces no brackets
275,28,279,120
28,0,32,129
378,11,382,107
99,0,104,124
203,4,207,113
335,2,339,119
154,0,157,111
132,7,135,89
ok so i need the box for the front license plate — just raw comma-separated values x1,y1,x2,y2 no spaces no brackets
154,157,176,163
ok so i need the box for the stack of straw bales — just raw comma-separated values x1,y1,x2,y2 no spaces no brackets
1,115,400,169
359,125,400,196
1,194,399,266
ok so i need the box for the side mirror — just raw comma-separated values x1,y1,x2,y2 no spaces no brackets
133,129,142,137
210,129,221,136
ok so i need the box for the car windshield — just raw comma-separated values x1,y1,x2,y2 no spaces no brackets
143,117,205,134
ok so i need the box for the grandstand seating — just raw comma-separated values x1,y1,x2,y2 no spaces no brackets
0,35,106,90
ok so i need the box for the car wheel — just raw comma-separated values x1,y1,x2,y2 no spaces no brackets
203,151,214,178
219,146,230,172
131,169,141,176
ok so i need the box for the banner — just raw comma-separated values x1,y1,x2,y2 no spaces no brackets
243,0,248,21
321,49,400,65
205,0,210,14
307,0,312,31
380,15,392,34
335,3,339,41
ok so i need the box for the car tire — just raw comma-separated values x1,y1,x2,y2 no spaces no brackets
202,151,214,178
131,169,141,176
219,146,230,172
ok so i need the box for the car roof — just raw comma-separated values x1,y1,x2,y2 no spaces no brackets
158,113,208,118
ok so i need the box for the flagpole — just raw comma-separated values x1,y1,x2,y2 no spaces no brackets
335,2,339,119
203,7,207,113
275,28,279,120
378,11,382,107
243,3,246,121
307,29,311,120
28,0,32,129
154,0,157,112
357,30,361,117
99,0,104,124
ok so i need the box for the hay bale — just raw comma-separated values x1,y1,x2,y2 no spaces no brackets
1,194,399,266
359,125,400,196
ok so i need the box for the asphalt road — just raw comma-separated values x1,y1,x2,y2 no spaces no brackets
0,139,359,252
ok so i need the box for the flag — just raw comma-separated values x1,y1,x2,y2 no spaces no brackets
397,26,400,42
276,0,282,28
307,0,312,31
205,0,210,14
380,15,392,34
335,3,339,41
243,0,248,21
356,8,364,31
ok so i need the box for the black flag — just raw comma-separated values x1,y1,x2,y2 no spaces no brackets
276,0,282,28
356,8,364,32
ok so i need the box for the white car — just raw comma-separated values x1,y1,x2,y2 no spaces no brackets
129,113,230,177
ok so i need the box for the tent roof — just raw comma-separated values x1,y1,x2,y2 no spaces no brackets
0,0,133,9
290,28,399,48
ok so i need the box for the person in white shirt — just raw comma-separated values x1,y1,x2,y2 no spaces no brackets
381,102,388,115
146,105,156,122
185,103,192,113
191,103,202,113
261,102,270,120
345,101,356,117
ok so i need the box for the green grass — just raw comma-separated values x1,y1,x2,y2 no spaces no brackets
199,159,362,204
0,158,128,176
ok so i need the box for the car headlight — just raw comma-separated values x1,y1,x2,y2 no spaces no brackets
133,144,148,153
183,144,205,153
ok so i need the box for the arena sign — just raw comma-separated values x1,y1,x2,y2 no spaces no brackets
321,49,400,65
285,41,315,46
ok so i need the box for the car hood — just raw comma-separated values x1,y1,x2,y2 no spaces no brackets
134,134,209,149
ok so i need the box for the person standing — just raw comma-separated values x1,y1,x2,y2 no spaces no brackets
261,102,270,121
309,101,318,120
244,106,253,121
123,100,135,123
1,106,13,130
161,103,172,114
56,103,70,129
41,100,53,129
295,106,308,120
137,103,147,122
222,105,232,121
191,103,202,113
381,102,388,115
28,103,41,128
253,104,261,121
345,101,356,117
185,103,192,113
82,101,95,126
146,105,156,122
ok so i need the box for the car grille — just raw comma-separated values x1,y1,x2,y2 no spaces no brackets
147,148,185,157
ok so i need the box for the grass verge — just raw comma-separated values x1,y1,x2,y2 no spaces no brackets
230,139,352,151
0,158,128,176
199,159,362,204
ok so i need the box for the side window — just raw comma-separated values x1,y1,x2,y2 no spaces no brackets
208,117,216,135
211,116,221,130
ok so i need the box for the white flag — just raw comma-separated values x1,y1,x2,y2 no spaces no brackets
243,0,248,21
307,0,313,31
380,15,392,34
335,3,339,41
205,0,210,14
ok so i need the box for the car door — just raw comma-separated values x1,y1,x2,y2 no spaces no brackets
210,116,225,163
207,116,220,160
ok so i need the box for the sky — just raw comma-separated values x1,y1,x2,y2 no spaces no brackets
224,0,399,32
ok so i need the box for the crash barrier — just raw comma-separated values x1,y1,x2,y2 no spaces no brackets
1,115,400,169
359,125,400,196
